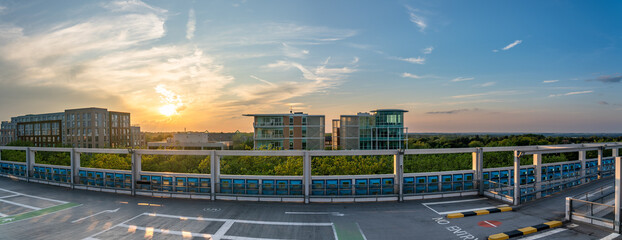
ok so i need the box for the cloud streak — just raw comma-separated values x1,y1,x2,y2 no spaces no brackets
451,77,474,82
549,90,593,97
402,73,422,79
398,57,425,64
426,108,480,114
423,46,433,54
406,6,426,32
588,75,622,83
502,40,522,50
186,9,196,40
543,80,559,83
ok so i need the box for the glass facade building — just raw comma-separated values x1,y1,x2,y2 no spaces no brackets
333,109,408,150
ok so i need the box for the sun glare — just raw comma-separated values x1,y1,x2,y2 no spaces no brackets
159,104,177,117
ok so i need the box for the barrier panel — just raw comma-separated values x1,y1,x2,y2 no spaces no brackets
0,143,619,203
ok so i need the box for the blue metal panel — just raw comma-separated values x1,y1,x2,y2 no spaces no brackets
233,179,245,194
483,172,490,180
175,177,187,192
59,169,67,182
427,176,438,192
464,173,473,181
95,172,104,186
46,167,52,180
464,181,473,190
33,166,40,179
453,174,463,182
124,174,132,189
106,173,115,188
151,176,162,191
369,178,381,195
355,179,368,195
500,170,509,178
79,170,87,184
290,180,302,195
382,178,394,194
276,180,289,195
53,168,60,182
220,179,232,193
326,180,338,195
187,177,198,192
87,171,95,185
520,169,527,176
162,176,173,192
403,177,414,194
311,180,323,196
199,178,210,193
442,175,452,183
247,179,259,195
491,171,500,180
140,175,151,190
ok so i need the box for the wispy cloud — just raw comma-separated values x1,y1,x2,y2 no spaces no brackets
398,57,425,64
426,108,480,114
402,72,422,79
588,74,622,83
543,80,559,83
423,46,434,54
282,43,309,58
548,90,593,97
0,5,6,13
406,6,426,32
186,9,196,40
351,57,359,64
451,90,521,99
451,77,475,82
478,82,496,87
250,75,275,86
502,40,522,50
598,101,609,105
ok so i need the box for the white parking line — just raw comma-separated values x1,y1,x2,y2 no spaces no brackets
423,198,488,205
152,212,334,226
482,220,498,228
118,224,213,239
285,212,344,216
600,233,620,240
0,187,68,204
0,194,20,199
519,228,567,240
212,220,234,240
0,212,8,217
71,208,120,223
0,198,41,210
356,222,368,240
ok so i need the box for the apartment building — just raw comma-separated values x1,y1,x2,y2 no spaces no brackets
0,121,16,146
245,112,325,150
333,109,408,150
0,107,132,148
131,126,146,148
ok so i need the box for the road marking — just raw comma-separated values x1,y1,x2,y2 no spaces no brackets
483,220,498,228
71,208,120,223
423,198,488,205
0,198,41,210
332,224,338,240
422,203,441,214
0,194,20,199
117,224,213,239
437,205,509,215
152,212,334,226
600,233,620,240
83,213,145,240
356,222,368,240
0,212,7,217
212,220,235,240
0,202,80,225
285,212,344,216
0,187,68,204
519,228,567,240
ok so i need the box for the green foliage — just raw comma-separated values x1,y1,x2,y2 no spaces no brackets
312,156,393,175
405,154,472,173
142,155,210,174
81,153,131,170
221,156,302,175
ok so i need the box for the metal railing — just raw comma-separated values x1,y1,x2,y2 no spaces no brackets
0,143,620,204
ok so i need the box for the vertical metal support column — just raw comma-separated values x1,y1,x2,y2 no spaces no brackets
26,147,34,181
513,150,521,206
472,148,484,195
614,156,621,233
131,150,141,196
565,197,572,221
533,154,542,199
303,151,311,204
394,149,404,202
598,147,604,179
210,151,219,201
579,150,586,183
71,149,80,187
614,148,619,158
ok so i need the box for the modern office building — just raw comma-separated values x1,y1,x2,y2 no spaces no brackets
244,112,325,150
147,132,230,150
131,125,146,148
333,109,408,150
0,121,16,146
0,107,132,148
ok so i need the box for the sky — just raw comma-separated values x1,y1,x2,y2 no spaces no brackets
0,0,621,133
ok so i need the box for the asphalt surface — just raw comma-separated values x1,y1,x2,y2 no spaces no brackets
0,177,620,240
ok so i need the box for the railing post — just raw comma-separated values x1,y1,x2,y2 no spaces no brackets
615,156,621,233
598,147,604,179
210,151,219,201
26,147,34,182
533,153,542,199
513,150,521,206
394,149,404,202
473,148,483,195
131,150,141,196
614,148,619,158
71,149,80,187
579,150,586,183
303,151,311,204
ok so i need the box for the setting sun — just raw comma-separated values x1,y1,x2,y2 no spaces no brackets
159,104,177,117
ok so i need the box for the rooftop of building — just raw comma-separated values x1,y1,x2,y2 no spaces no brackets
243,112,324,117
370,109,409,113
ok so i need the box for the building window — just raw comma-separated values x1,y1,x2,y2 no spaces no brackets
289,116,293,125
289,127,294,137
289,141,294,149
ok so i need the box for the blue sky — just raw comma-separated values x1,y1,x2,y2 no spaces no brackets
0,0,620,132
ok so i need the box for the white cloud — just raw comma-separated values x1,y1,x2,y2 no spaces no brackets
250,75,275,86
0,6,6,13
548,90,593,97
502,40,522,50
406,7,426,32
492,49,499,53
102,0,167,14
478,82,496,87
282,43,309,58
423,46,434,54
402,73,422,79
351,57,359,64
543,80,559,83
451,77,475,82
186,9,196,40
451,90,521,99
398,57,425,64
